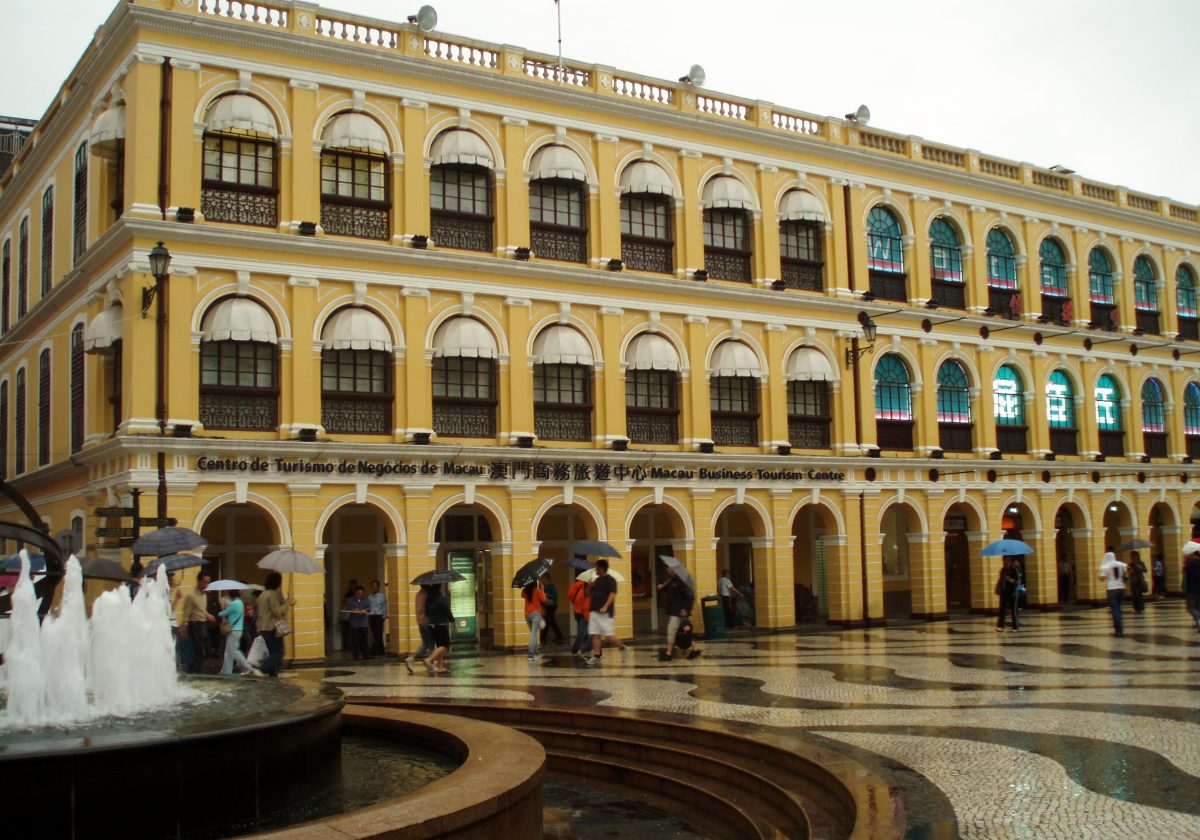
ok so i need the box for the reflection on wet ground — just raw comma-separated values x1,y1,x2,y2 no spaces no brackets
322,601,1200,839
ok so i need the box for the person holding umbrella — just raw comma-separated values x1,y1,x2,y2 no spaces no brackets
1127,551,1149,614
182,570,216,673
994,556,1021,632
406,570,466,674
566,567,591,658
423,584,454,675
586,559,626,666
216,587,252,675
657,558,700,661
521,577,546,661
256,571,293,676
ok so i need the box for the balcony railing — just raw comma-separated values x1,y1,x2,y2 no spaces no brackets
996,426,1028,454
534,406,591,441
938,423,972,453
320,199,389,240
1143,432,1168,459
1041,295,1071,326
1187,435,1200,459
530,225,586,263
930,279,965,310
876,419,914,450
433,402,496,437
201,186,278,228
200,392,277,430
788,417,830,449
711,414,758,447
704,249,751,283
868,271,907,302
1135,310,1160,335
1090,302,1118,331
1098,430,1126,457
1050,428,1078,455
781,259,823,292
627,410,678,444
322,396,390,434
988,288,1021,320
1178,317,1199,341
431,213,492,252
621,237,673,274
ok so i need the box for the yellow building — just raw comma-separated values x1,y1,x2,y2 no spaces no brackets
2,0,1199,659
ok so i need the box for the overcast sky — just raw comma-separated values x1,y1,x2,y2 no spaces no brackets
4,0,1198,203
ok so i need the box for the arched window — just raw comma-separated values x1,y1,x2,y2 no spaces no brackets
0,381,7,480
1095,373,1124,457
1,239,9,334
779,190,825,291
935,360,971,452
702,176,753,282
431,316,498,437
14,368,25,475
874,353,913,450
785,347,833,449
866,206,905,301
709,341,761,447
40,186,53,297
429,129,494,252
73,142,87,264
201,94,279,227
929,217,964,309
532,325,593,441
37,348,50,467
1141,378,1167,459
1177,265,1198,341
986,228,1020,319
320,308,393,434
17,216,28,319
1133,256,1160,335
84,304,122,432
624,333,680,444
619,161,674,274
199,298,279,430
1185,382,1200,459
993,365,1027,454
1047,370,1078,455
528,145,588,263
1087,248,1117,331
319,113,390,240
70,324,84,454
1039,238,1071,325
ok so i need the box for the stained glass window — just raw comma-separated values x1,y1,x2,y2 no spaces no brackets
1047,370,1075,428
1095,374,1122,431
929,218,962,282
1141,378,1165,433
1133,256,1158,312
1088,248,1114,304
986,228,1017,290
935,361,970,423
866,206,904,274
874,354,912,420
1177,265,1197,318
1040,239,1068,295
993,365,1025,427
1185,383,1200,436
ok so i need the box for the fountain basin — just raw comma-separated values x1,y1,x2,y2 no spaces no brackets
0,676,343,838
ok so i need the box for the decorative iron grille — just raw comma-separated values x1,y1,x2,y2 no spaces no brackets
788,417,830,449
1098,430,1125,457
938,423,973,453
1187,435,1200,459
534,406,591,441
627,410,678,444
431,214,493,252
930,279,965,309
704,250,751,282
200,392,278,430
1178,318,1199,341
1049,428,1078,455
1135,310,1160,335
621,238,672,274
1041,295,1071,325
320,201,388,240
1090,302,1117,331
988,288,1020,319
201,187,278,227
530,226,586,263
712,415,757,447
322,397,390,434
868,270,906,301
1143,432,1168,459
876,419,914,450
996,426,1027,454
781,260,823,291
433,402,495,437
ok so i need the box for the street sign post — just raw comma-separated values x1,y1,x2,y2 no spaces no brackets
137,517,178,528
95,507,136,518
96,527,136,538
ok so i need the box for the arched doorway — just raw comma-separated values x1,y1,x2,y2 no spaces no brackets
1102,500,1133,554
322,504,390,654
534,504,598,644
199,502,279,585
629,503,684,636
1148,503,1175,596
793,504,836,623
715,503,766,628
1000,501,1037,606
879,502,921,618
432,504,499,646
1054,505,1081,604
942,504,973,611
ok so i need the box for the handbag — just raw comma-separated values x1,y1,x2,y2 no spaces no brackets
274,619,292,637
246,634,269,667
220,619,233,636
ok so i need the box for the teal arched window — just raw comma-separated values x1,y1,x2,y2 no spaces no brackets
1047,370,1076,429
1095,374,1122,431
1185,383,1200,436
1088,248,1114,304
874,354,912,420
1177,265,1197,318
929,218,962,282
994,365,1025,427
1040,238,1068,296
1141,378,1165,433
866,206,904,274
936,360,970,423
1134,256,1158,312
986,228,1017,290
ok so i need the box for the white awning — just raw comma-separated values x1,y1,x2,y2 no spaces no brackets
321,113,388,153
785,347,835,382
429,129,493,169
702,176,753,210
710,341,761,377
84,306,122,354
432,317,497,359
205,94,278,138
779,189,825,222
89,106,125,157
321,308,391,351
618,160,675,196
625,333,680,371
529,145,587,182
201,298,278,344
532,325,593,365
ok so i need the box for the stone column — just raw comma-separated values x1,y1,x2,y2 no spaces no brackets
907,531,941,619
762,488,796,626
287,275,319,432
677,150,704,275
756,164,781,284
286,80,319,232
763,324,787,450
504,485,538,649
499,116,528,253
402,288,432,439
123,55,165,220
602,486,633,639
597,307,625,444
689,488,716,635
399,98,430,239
504,297,533,442
286,482,323,661
684,315,711,448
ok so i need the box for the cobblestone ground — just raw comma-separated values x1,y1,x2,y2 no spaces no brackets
317,601,1200,839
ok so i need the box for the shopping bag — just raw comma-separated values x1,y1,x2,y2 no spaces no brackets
247,634,269,668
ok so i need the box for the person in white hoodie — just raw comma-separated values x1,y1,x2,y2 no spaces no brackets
1097,549,1129,636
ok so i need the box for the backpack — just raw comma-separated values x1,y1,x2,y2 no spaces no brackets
567,580,589,616
674,620,693,650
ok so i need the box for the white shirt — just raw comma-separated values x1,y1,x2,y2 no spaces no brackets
1098,554,1128,591
368,591,387,617
718,576,735,597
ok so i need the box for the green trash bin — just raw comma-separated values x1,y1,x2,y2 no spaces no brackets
701,595,727,640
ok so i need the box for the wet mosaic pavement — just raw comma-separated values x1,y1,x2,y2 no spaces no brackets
313,601,1200,839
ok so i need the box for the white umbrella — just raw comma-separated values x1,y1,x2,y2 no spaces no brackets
258,548,322,574
578,567,626,584
1182,541,1200,557
659,555,693,590
205,579,249,592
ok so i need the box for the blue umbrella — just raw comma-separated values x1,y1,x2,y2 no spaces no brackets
131,526,206,556
980,539,1034,557
568,540,620,559
143,553,209,577
565,556,594,572
0,553,46,573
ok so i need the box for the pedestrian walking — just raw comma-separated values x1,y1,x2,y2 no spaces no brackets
1151,556,1167,599
567,574,590,657
368,579,387,656
340,578,358,651
1184,545,1200,632
404,584,437,675
422,585,454,675
657,565,701,661
256,571,292,677
995,556,1021,631
586,559,625,666
217,590,252,675
183,571,216,673
1098,549,1129,636
345,584,372,660
539,575,563,645
1127,551,1149,614
717,568,743,629
522,578,546,661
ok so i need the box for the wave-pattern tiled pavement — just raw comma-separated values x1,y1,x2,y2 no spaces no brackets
320,601,1200,839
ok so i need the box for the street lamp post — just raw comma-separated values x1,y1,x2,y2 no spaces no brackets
144,241,171,519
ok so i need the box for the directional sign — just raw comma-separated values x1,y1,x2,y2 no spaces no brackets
138,517,178,528
96,527,136,538
96,507,136,518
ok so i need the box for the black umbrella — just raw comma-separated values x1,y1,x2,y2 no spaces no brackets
411,569,467,586
565,556,594,572
131,526,206,556
511,557,553,589
143,553,209,577
1115,539,1153,552
79,556,134,583
568,540,620,559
